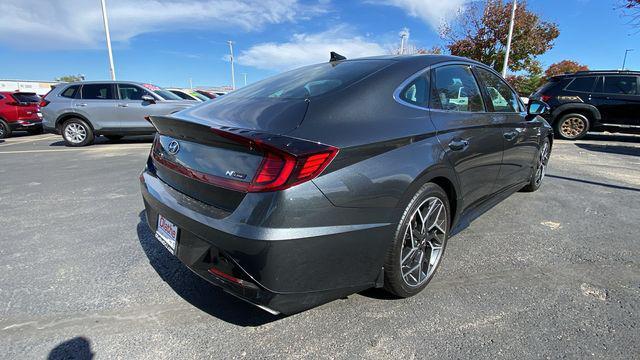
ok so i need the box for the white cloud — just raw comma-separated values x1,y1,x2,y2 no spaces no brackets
367,0,467,29
237,28,386,71
0,0,327,49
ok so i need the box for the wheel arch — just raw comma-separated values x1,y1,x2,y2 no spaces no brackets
399,165,461,231
55,113,94,131
551,103,601,125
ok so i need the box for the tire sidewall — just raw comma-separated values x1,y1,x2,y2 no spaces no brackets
0,120,11,139
62,118,93,147
384,182,450,297
555,113,589,140
523,137,550,192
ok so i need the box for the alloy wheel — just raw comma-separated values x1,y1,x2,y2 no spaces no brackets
400,196,447,287
560,117,586,139
65,123,87,144
534,142,550,187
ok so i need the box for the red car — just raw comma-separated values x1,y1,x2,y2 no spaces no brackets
0,91,43,138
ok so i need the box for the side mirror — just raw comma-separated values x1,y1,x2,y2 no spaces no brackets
527,99,549,116
141,95,156,103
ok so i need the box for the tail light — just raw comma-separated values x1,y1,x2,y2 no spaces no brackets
540,95,551,102
210,128,339,192
39,99,50,107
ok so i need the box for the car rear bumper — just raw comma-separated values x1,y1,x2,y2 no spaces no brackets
139,170,393,314
10,119,42,131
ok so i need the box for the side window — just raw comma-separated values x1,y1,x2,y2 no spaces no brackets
81,84,114,100
565,77,596,93
61,85,80,98
475,68,519,112
431,65,484,112
118,84,149,100
603,76,638,95
399,72,429,107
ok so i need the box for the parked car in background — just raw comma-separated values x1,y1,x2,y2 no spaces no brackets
41,81,196,146
194,90,218,99
140,54,553,314
531,70,640,140
0,91,42,138
167,88,209,102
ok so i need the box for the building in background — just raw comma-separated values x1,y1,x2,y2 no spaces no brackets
0,79,58,95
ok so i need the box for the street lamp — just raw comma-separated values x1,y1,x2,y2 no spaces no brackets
502,0,517,77
622,49,634,70
227,40,236,90
100,0,116,80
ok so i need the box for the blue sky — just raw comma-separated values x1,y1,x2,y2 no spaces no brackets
0,0,637,88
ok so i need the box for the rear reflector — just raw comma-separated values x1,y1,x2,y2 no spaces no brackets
540,95,551,102
208,267,248,286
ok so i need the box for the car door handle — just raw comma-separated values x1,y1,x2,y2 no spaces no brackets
503,131,519,141
448,139,469,151
118,103,128,107
75,103,87,107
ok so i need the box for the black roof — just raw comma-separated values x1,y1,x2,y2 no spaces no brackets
554,70,640,78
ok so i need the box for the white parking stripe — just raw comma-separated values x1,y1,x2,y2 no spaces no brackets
0,135,59,146
0,145,151,154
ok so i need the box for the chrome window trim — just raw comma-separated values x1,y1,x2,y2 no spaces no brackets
392,66,432,111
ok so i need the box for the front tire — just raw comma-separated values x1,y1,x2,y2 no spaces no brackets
384,182,450,298
62,118,94,147
0,120,11,139
555,113,589,140
522,138,551,192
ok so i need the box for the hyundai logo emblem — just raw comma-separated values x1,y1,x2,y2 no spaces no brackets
167,140,180,155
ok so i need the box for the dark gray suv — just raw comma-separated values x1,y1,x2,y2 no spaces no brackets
41,81,196,146
140,55,553,314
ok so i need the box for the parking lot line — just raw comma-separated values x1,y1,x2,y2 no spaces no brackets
0,135,59,146
0,145,151,154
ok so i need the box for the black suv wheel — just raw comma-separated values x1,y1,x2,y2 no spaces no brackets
555,113,589,140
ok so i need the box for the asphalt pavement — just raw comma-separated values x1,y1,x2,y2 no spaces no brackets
1,132,639,359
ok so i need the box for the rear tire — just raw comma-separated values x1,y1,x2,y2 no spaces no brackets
62,118,94,147
105,135,124,142
555,113,589,140
0,120,11,139
384,182,450,298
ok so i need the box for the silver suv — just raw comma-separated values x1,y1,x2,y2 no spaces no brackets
41,81,197,146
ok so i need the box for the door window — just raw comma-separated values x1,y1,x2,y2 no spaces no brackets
118,84,150,100
565,77,596,93
475,68,520,112
81,84,114,100
399,73,429,107
602,76,638,95
431,65,484,112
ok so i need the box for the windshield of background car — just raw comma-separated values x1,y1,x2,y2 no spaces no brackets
141,83,183,100
225,60,393,100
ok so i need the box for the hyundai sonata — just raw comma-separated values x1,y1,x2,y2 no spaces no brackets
140,54,552,314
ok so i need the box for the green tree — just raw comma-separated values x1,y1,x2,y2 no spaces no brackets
56,75,84,82
443,0,559,74
544,60,589,78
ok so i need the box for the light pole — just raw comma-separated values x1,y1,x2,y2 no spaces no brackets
242,73,247,86
622,49,634,70
227,40,236,90
399,28,409,55
100,0,116,80
502,0,517,77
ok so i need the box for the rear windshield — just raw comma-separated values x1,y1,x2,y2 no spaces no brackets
13,93,40,103
226,60,393,100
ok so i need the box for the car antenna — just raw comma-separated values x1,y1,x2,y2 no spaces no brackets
330,52,347,62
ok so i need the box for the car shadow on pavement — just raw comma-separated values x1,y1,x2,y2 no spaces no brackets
583,133,640,143
575,143,640,157
49,135,154,147
547,174,640,192
136,212,282,326
47,336,94,360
